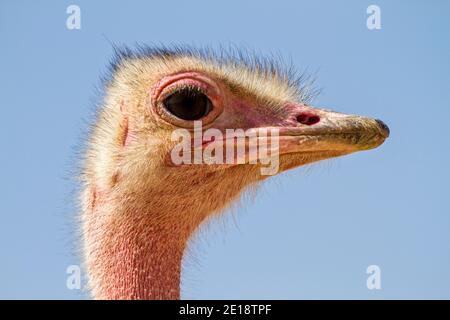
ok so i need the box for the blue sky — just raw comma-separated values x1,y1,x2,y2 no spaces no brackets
0,0,449,299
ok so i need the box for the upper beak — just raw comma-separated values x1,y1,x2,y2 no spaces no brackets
276,106,389,156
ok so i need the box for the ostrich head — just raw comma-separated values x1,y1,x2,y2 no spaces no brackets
81,46,389,299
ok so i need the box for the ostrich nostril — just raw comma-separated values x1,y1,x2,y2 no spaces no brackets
296,113,320,126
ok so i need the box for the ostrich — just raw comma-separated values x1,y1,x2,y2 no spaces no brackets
80,46,389,300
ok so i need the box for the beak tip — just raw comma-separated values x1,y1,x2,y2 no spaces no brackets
375,119,390,138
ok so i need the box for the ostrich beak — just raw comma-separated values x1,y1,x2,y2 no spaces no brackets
277,107,390,157
185,106,389,175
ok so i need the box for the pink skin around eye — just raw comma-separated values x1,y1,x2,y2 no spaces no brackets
148,71,225,131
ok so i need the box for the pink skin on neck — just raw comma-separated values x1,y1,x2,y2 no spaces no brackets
85,189,192,300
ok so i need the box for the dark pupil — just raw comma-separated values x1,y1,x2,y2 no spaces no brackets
163,89,212,120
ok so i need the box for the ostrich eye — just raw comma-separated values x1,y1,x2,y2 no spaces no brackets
163,89,213,121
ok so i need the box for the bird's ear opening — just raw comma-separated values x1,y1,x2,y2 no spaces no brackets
118,100,131,147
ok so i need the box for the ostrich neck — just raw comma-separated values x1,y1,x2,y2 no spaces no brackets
85,191,198,300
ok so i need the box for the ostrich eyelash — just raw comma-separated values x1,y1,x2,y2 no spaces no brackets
159,83,208,102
